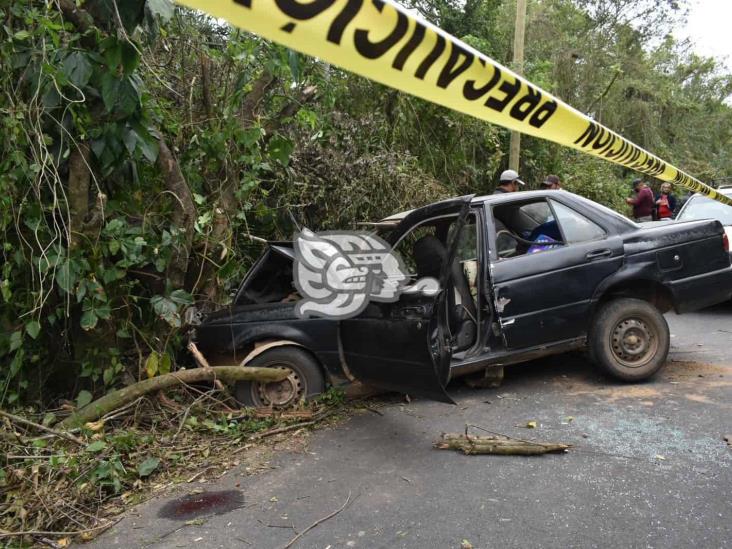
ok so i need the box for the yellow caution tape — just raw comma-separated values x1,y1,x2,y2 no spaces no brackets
174,0,732,206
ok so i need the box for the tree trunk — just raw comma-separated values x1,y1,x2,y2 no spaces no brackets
157,137,197,289
67,143,91,249
196,70,276,304
200,53,213,119
240,70,277,125
59,366,289,428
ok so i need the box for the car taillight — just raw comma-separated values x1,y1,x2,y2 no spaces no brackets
724,233,730,253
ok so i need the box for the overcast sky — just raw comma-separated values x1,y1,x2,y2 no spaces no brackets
679,0,732,68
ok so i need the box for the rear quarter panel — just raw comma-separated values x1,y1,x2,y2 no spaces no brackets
194,304,342,379
621,220,732,311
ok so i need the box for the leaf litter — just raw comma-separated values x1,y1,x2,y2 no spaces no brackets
0,386,355,546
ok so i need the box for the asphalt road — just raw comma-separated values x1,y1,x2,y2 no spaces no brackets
93,302,732,549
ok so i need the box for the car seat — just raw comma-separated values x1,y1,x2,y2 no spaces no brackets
412,235,477,352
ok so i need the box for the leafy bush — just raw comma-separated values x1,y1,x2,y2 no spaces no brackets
560,150,631,213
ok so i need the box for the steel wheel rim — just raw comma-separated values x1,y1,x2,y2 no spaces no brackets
610,317,658,368
253,364,305,408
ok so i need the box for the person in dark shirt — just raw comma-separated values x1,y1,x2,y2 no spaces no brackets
540,174,561,190
492,170,524,256
626,178,655,222
654,182,677,220
493,169,525,194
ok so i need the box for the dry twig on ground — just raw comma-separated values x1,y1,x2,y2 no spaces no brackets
0,410,84,445
282,491,353,549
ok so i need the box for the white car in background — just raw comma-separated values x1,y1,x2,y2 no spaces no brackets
676,185,732,257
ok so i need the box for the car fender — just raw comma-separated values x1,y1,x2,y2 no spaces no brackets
232,322,342,381
591,260,657,300
590,260,675,313
239,339,305,366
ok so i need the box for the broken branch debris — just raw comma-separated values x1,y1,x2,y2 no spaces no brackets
0,410,84,445
434,433,571,456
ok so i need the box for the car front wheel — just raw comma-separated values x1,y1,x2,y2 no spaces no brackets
590,298,670,381
234,347,326,408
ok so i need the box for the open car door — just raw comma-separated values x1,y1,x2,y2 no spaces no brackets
339,196,474,404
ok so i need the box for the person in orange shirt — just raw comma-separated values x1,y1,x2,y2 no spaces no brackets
654,183,677,220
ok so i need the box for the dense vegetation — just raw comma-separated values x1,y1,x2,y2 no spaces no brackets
1,0,731,409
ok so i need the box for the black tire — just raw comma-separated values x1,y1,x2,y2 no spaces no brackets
234,347,325,408
589,298,670,382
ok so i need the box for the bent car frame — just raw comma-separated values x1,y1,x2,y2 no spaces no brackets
193,190,732,406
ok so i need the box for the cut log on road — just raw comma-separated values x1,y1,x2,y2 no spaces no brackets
435,433,570,456
59,366,289,429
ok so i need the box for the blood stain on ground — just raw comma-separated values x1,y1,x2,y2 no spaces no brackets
158,490,244,520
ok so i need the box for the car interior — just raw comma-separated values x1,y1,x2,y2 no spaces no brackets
392,213,481,353
234,244,297,305
492,199,565,259
491,198,608,259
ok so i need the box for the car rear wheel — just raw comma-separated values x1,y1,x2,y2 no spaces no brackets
590,298,669,381
234,347,325,408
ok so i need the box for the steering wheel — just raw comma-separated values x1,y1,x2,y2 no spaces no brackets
496,229,565,258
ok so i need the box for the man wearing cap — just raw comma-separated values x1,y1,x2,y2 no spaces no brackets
626,178,654,222
541,175,561,190
493,169,525,194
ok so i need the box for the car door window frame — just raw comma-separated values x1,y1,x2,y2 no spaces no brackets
392,208,485,357
549,199,608,244
393,211,482,279
489,198,566,262
488,197,615,264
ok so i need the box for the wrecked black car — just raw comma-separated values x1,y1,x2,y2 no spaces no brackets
193,191,732,406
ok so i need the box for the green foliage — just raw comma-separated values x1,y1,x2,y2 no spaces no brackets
316,387,346,407
137,456,161,477
76,390,93,409
0,388,351,536
560,150,630,213
85,440,107,453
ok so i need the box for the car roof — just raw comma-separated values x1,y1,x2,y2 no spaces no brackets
690,188,732,198
376,190,583,224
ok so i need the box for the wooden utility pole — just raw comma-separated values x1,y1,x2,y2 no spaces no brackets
508,0,527,172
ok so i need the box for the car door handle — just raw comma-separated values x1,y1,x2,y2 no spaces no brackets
586,249,613,260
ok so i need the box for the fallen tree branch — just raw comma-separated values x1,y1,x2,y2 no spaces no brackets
187,341,212,369
250,408,314,420
434,433,571,456
247,419,318,441
0,410,84,445
58,367,289,429
246,406,341,441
